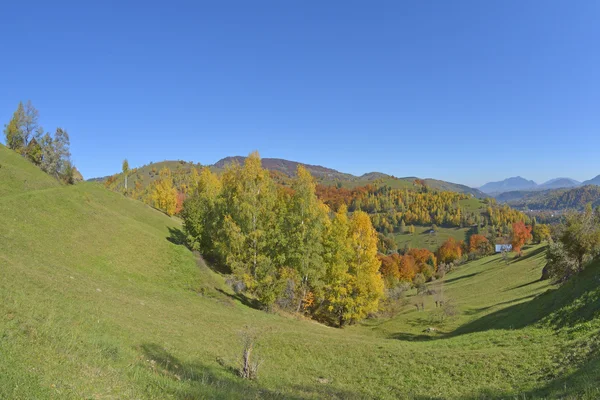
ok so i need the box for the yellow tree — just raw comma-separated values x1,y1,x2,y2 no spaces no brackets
320,207,384,327
347,210,385,323
152,167,177,216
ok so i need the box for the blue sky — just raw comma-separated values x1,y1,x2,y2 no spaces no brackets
1,1,599,187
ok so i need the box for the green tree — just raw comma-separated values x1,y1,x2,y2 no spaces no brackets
182,167,222,253
3,102,25,151
220,152,279,307
560,205,600,271
286,165,327,312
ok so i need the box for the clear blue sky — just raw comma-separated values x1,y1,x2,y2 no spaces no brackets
1,1,599,187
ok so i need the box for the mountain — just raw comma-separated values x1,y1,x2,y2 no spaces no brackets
479,176,538,194
482,176,581,195
581,175,600,186
539,178,580,190
213,156,355,180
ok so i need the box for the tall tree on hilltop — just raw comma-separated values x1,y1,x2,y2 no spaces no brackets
3,102,25,151
21,101,41,157
122,159,130,192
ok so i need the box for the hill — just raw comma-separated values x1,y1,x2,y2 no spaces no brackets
581,174,600,186
95,156,487,198
539,177,580,190
504,185,600,211
4,146,600,398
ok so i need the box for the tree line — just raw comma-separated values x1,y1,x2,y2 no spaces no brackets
3,101,79,183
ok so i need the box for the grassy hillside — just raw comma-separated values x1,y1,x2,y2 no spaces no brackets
0,144,61,196
2,148,600,399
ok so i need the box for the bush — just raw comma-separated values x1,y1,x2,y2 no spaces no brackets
544,241,579,284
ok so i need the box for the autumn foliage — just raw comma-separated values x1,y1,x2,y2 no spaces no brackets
469,234,492,256
511,221,532,253
437,238,463,264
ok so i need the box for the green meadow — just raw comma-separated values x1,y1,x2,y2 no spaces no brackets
2,144,600,399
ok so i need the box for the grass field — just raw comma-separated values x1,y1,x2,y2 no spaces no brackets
2,144,600,399
394,226,471,251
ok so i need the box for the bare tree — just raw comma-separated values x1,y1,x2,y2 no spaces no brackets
239,326,262,380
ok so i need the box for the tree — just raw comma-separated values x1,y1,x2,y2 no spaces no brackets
21,100,40,156
437,238,463,264
560,206,600,271
122,159,130,192
345,211,385,323
320,205,353,326
511,221,532,254
532,223,551,243
182,167,222,253
544,241,579,283
152,167,178,216
220,152,279,307
468,234,491,256
3,102,25,151
286,166,327,312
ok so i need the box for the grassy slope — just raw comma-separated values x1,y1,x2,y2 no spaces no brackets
394,226,471,251
2,145,600,399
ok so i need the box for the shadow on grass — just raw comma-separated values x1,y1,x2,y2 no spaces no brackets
392,263,600,342
167,227,188,246
511,245,547,264
453,262,600,336
444,272,480,284
140,343,363,400
215,288,262,310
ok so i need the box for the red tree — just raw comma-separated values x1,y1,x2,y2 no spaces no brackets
511,222,532,254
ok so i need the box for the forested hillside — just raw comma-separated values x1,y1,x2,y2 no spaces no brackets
505,185,600,211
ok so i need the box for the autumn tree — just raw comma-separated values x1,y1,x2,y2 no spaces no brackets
532,223,551,244
152,167,178,216
320,205,354,326
437,238,463,264
468,234,492,257
511,221,532,254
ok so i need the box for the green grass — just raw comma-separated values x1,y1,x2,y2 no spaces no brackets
395,225,471,251
2,145,600,399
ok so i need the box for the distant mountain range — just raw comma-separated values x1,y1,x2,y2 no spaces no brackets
479,176,582,195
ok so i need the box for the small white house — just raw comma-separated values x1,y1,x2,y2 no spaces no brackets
495,244,512,253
